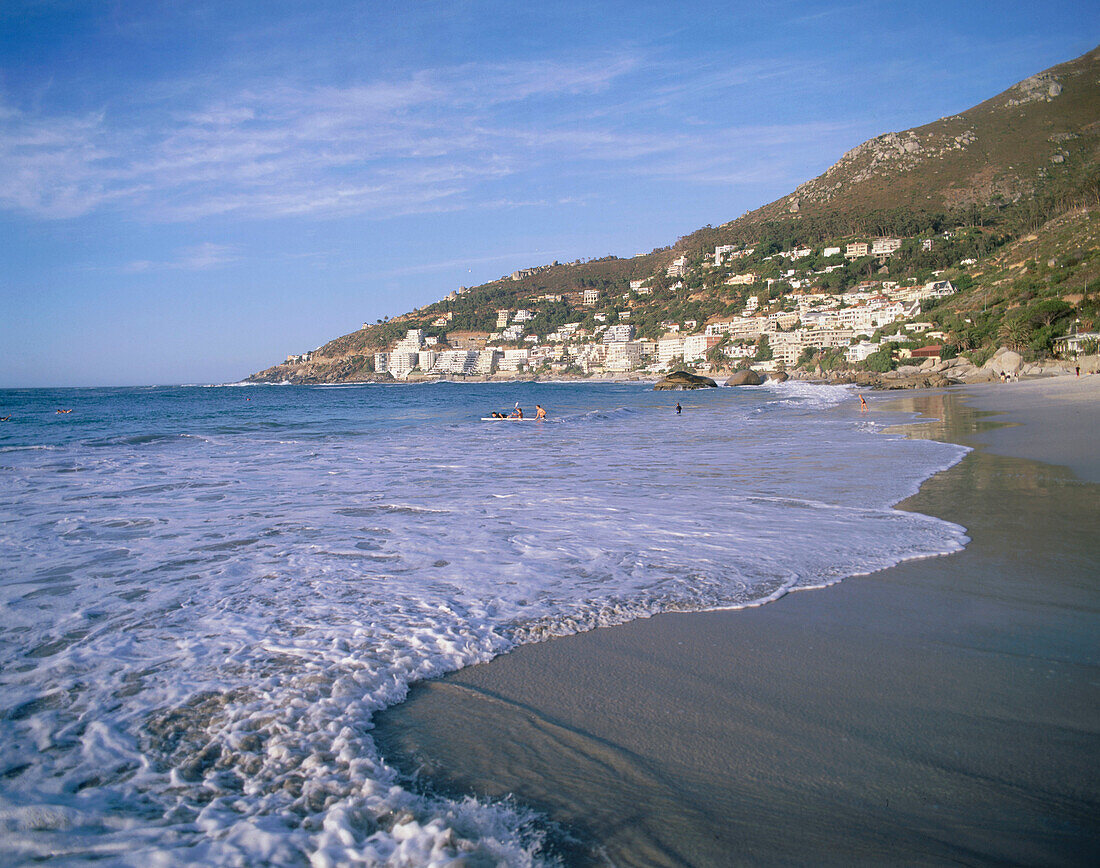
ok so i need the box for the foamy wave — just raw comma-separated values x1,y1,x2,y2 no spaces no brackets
0,381,969,865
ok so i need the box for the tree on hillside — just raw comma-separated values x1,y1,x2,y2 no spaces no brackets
1030,298,1074,329
706,336,731,367
998,315,1033,351
863,344,897,372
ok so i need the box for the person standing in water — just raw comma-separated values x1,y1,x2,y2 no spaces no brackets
535,404,546,420
859,394,868,411
675,403,681,415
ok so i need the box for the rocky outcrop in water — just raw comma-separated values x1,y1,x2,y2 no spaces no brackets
654,371,718,390
725,369,764,386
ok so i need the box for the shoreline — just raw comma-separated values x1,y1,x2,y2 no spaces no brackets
374,376,1100,865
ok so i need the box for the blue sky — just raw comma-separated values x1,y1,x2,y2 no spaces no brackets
1,1,1096,386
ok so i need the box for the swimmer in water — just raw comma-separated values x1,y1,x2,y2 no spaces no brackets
535,404,546,420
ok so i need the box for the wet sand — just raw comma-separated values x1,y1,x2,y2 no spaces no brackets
374,377,1100,866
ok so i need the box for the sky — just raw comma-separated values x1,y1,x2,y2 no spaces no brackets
1,1,1096,386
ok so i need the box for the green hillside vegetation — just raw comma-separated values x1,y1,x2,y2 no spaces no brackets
922,208,1099,362
249,46,1100,384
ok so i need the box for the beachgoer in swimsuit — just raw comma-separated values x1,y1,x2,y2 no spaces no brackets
535,405,546,420
859,394,867,411
510,406,523,419
676,403,681,415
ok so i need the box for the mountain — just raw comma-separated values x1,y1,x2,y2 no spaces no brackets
248,47,1100,384
675,45,1100,258
750,46,1099,221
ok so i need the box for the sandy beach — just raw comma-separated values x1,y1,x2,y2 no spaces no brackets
374,374,1100,866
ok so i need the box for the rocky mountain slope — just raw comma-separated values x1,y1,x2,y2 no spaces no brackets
745,46,1100,223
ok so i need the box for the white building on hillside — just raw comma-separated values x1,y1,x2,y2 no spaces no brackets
846,340,881,363
603,324,634,343
476,348,499,374
803,327,855,349
499,348,531,371
705,317,766,339
714,245,737,266
658,336,685,364
921,280,957,299
388,351,419,376
872,237,902,257
606,341,642,371
682,333,722,362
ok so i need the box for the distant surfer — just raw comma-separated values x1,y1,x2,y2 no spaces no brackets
535,404,546,420
675,403,681,415
56,409,72,414
491,411,507,419
0,415,10,422
510,404,523,419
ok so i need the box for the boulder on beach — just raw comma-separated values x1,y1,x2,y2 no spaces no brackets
767,371,789,383
725,369,764,386
883,373,953,390
653,371,718,390
984,347,1023,376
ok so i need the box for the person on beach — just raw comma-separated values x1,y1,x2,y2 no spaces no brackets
859,394,867,411
535,405,546,420
676,403,681,415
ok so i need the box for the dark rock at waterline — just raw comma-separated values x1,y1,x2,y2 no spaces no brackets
653,371,718,390
725,369,764,386
881,373,954,390
767,371,789,383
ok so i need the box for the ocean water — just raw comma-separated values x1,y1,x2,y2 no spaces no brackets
0,381,969,865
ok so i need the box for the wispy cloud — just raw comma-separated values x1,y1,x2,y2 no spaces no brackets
0,48,845,224
0,55,645,222
378,249,573,279
122,242,239,273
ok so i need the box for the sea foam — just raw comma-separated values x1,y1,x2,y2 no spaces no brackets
0,381,967,865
